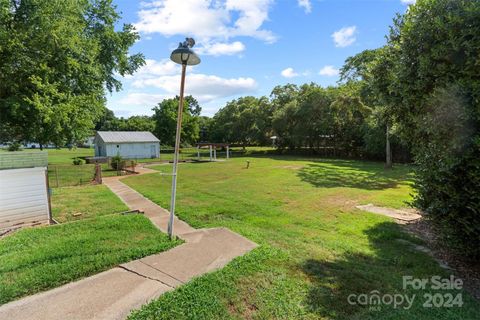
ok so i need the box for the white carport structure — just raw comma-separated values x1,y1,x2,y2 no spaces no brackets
195,142,230,161
0,151,52,232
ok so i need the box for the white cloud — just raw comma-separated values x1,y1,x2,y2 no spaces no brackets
117,93,170,106
298,0,312,13
132,73,257,100
134,0,276,47
401,0,416,4
128,59,180,78
332,26,357,48
319,65,339,77
281,67,299,78
196,41,246,56
116,54,258,115
121,58,257,107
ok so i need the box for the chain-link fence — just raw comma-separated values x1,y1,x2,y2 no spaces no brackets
48,164,96,187
48,160,139,188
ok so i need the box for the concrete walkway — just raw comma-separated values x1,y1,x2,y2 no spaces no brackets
0,166,257,320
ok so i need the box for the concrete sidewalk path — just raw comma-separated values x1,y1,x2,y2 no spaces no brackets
0,166,257,320
102,172,196,237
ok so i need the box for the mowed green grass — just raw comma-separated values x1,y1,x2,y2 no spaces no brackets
51,185,129,223
44,148,94,164
123,156,480,319
0,215,181,305
0,147,95,164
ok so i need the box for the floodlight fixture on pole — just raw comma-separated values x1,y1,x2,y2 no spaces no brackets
167,38,200,239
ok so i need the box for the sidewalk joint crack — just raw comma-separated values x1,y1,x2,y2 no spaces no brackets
118,265,176,289
138,260,185,285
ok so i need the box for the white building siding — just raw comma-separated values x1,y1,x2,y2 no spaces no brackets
94,131,160,159
95,141,107,157
103,142,159,159
0,167,50,231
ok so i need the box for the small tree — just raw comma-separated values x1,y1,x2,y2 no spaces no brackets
110,155,124,171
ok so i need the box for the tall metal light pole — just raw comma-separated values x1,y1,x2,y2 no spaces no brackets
168,38,200,239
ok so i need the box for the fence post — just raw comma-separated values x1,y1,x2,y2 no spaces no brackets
55,166,59,188
226,146,230,159
45,169,53,224
95,163,102,184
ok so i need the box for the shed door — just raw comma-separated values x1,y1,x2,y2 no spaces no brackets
0,167,50,230
150,145,156,158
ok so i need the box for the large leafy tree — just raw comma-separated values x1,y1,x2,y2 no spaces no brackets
211,96,269,148
123,116,155,132
94,108,117,131
198,116,213,142
330,83,370,157
339,47,404,166
152,96,201,146
387,0,480,257
270,84,301,149
0,0,144,148
95,108,155,132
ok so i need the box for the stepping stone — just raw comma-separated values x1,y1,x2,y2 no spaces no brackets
356,204,422,221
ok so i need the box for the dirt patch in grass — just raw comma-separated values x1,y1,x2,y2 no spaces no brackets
323,194,363,211
273,165,304,170
405,219,480,301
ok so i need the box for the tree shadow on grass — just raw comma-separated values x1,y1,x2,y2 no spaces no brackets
299,222,475,319
296,161,411,190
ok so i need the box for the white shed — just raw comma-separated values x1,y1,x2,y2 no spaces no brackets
94,131,160,159
0,152,51,231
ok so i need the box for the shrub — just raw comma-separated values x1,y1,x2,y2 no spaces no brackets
412,86,480,258
110,155,125,170
72,158,83,165
385,0,480,258
7,142,21,151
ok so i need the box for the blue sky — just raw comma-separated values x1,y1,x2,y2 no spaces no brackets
108,0,415,117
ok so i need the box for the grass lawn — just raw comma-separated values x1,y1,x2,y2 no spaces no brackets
0,147,95,164
44,148,94,165
51,185,129,223
0,215,181,305
122,156,480,319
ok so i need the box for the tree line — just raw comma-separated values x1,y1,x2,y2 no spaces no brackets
207,83,409,162
93,83,407,163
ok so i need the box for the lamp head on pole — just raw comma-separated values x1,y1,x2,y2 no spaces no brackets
170,37,201,66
